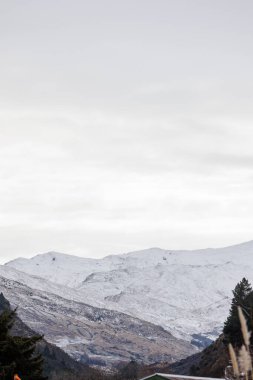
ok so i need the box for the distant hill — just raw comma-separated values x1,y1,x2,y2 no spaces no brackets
170,335,228,378
138,335,229,379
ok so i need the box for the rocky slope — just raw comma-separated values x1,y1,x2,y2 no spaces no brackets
0,270,194,368
6,240,253,346
0,293,90,378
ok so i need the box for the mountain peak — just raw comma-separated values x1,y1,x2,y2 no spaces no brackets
4,239,253,354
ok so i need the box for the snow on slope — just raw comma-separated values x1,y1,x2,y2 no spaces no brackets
0,269,194,366
6,241,253,345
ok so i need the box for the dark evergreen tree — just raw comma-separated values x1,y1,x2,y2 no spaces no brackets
118,360,139,380
223,277,253,347
0,307,47,380
0,309,16,379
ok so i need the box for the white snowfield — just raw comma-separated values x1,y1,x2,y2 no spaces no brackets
5,240,253,344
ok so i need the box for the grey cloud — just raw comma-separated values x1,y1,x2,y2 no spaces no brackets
1,0,253,260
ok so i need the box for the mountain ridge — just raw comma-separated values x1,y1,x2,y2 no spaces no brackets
5,240,253,356
6,239,253,266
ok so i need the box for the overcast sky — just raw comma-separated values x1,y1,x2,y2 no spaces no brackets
0,0,253,263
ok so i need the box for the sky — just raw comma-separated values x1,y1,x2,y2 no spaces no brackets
1,0,253,263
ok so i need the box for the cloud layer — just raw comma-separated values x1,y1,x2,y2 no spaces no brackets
1,0,253,261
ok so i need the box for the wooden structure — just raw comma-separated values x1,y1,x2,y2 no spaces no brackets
139,374,225,380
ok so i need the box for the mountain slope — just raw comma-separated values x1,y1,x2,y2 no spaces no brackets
169,335,228,378
0,293,91,379
0,268,194,367
140,335,228,379
6,241,253,345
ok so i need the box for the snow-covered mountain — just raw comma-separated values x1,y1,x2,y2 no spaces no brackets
0,266,194,367
5,241,253,348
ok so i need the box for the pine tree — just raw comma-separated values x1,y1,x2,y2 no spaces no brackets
0,307,47,380
223,277,253,347
0,309,16,379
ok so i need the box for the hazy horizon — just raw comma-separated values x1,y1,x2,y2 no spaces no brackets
1,0,253,262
